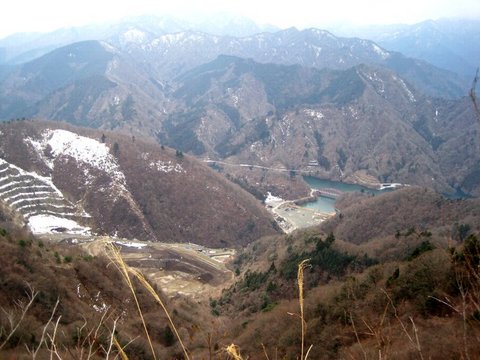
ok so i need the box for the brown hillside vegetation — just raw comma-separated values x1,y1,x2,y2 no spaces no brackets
0,205,215,359
211,226,480,359
322,186,480,246
206,188,480,359
0,120,278,247
1,173,480,358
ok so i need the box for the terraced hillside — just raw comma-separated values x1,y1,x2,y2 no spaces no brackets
0,158,91,233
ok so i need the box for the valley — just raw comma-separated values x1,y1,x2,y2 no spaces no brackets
0,12,479,360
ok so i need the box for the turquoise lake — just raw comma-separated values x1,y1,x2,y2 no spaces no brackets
301,176,385,213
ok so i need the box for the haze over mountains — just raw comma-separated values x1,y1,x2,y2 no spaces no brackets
0,15,478,197
334,18,480,78
1,13,480,360
0,14,279,65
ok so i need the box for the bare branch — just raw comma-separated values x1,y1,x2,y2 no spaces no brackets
382,289,424,360
47,316,62,360
104,317,120,360
26,298,60,359
349,312,367,360
0,284,38,350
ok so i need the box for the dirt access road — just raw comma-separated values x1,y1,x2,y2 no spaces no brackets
41,234,236,300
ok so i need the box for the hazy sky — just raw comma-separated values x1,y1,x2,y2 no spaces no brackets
1,0,480,38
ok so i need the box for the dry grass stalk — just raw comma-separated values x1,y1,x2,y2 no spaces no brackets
47,315,62,360
349,312,367,360
225,343,244,360
66,313,119,360
107,243,158,360
305,344,313,360
261,343,270,360
113,335,129,360
87,308,110,359
129,267,191,360
357,300,392,360
104,317,118,359
107,243,191,360
298,259,310,360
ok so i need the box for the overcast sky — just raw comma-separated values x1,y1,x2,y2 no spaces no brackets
1,0,480,39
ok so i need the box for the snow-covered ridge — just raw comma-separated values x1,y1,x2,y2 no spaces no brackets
152,31,217,47
121,28,148,44
371,43,390,60
27,129,126,183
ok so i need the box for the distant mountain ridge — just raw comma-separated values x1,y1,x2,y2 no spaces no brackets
0,28,468,124
0,40,171,130
0,14,278,65
0,44,478,197
118,27,467,99
334,18,480,78
0,23,478,198
0,18,470,97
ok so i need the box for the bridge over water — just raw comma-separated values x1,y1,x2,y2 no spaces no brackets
316,188,344,199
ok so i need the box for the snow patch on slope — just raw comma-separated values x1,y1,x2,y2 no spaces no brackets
372,43,390,60
392,75,416,102
26,129,153,236
0,158,62,196
265,192,284,205
28,215,90,235
149,160,185,173
152,32,214,47
304,109,324,120
27,129,126,183
114,240,148,249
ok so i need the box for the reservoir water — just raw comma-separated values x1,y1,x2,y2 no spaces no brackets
301,176,385,213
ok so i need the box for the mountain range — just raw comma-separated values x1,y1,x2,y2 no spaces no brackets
0,14,278,65
334,18,480,78
1,40,477,196
168,55,480,196
0,17,478,199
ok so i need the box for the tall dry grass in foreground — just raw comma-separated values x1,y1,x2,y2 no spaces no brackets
107,243,313,360
225,259,313,360
0,240,313,359
107,243,190,360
